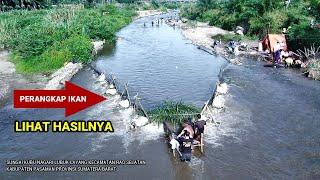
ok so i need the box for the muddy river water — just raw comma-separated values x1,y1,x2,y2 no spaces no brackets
1,13,320,179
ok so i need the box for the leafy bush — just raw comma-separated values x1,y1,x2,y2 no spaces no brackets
287,21,320,51
180,4,201,20
51,35,93,63
151,0,159,9
248,16,268,36
199,9,217,22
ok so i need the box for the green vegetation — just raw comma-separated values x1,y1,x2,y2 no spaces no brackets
181,0,320,50
0,0,107,11
0,4,135,73
212,33,256,43
148,101,200,125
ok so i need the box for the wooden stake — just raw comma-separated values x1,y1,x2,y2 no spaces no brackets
200,133,204,153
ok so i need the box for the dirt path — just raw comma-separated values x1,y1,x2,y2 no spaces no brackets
0,50,48,106
0,50,15,103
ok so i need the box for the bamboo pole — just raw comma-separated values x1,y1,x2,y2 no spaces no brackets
124,83,130,105
200,133,204,153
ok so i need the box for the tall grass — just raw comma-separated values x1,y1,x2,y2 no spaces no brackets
0,4,136,74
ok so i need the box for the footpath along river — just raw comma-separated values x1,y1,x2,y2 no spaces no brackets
1,12,320,179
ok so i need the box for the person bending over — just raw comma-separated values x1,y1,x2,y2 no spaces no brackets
178,130,193,162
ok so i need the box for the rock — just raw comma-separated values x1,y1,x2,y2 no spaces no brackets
284,57,294,67
235,26,244,36
236,30,244,36
119,99,130,108
236,26,244,31
45,62,82,90
295,60,302,65
106,88,117,95
109,84,115,89
234,46,240,56
308,69,320,80
182,18,188,23
92,40,105,55
216,83,228,94
99,81,107,86
212,95,224,108
131,116,149,127
97,74,106,82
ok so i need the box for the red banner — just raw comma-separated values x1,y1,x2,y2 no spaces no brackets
14,82,106,117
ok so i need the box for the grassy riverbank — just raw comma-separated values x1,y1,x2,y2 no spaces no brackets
0,4,135,74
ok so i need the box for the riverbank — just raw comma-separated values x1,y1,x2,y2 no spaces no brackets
177,21,320,89
0,4,135,74
136,10,163,19
0,40,106,105
0,5,136,105
169,20,260,64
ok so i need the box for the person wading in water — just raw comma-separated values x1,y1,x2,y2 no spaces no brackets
178,130,193,162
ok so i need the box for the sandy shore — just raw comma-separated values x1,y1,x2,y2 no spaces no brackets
136,10,163,19
170,21,260,64
180,22,228,50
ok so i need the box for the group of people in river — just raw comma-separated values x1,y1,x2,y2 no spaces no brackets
172,114,206,162
143,16,181,28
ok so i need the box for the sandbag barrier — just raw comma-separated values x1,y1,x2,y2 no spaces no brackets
91,66,152,127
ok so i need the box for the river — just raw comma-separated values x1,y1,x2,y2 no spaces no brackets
0,13,320,179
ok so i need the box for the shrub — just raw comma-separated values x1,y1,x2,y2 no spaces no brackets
248,16,269,37
13,48,73,74
52,35,93,63
200,9,217,22
287,21,320,51
180,4,201,21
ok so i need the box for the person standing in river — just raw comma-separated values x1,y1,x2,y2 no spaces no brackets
194,114,206,142
178,130,193,162
274,42,281,64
